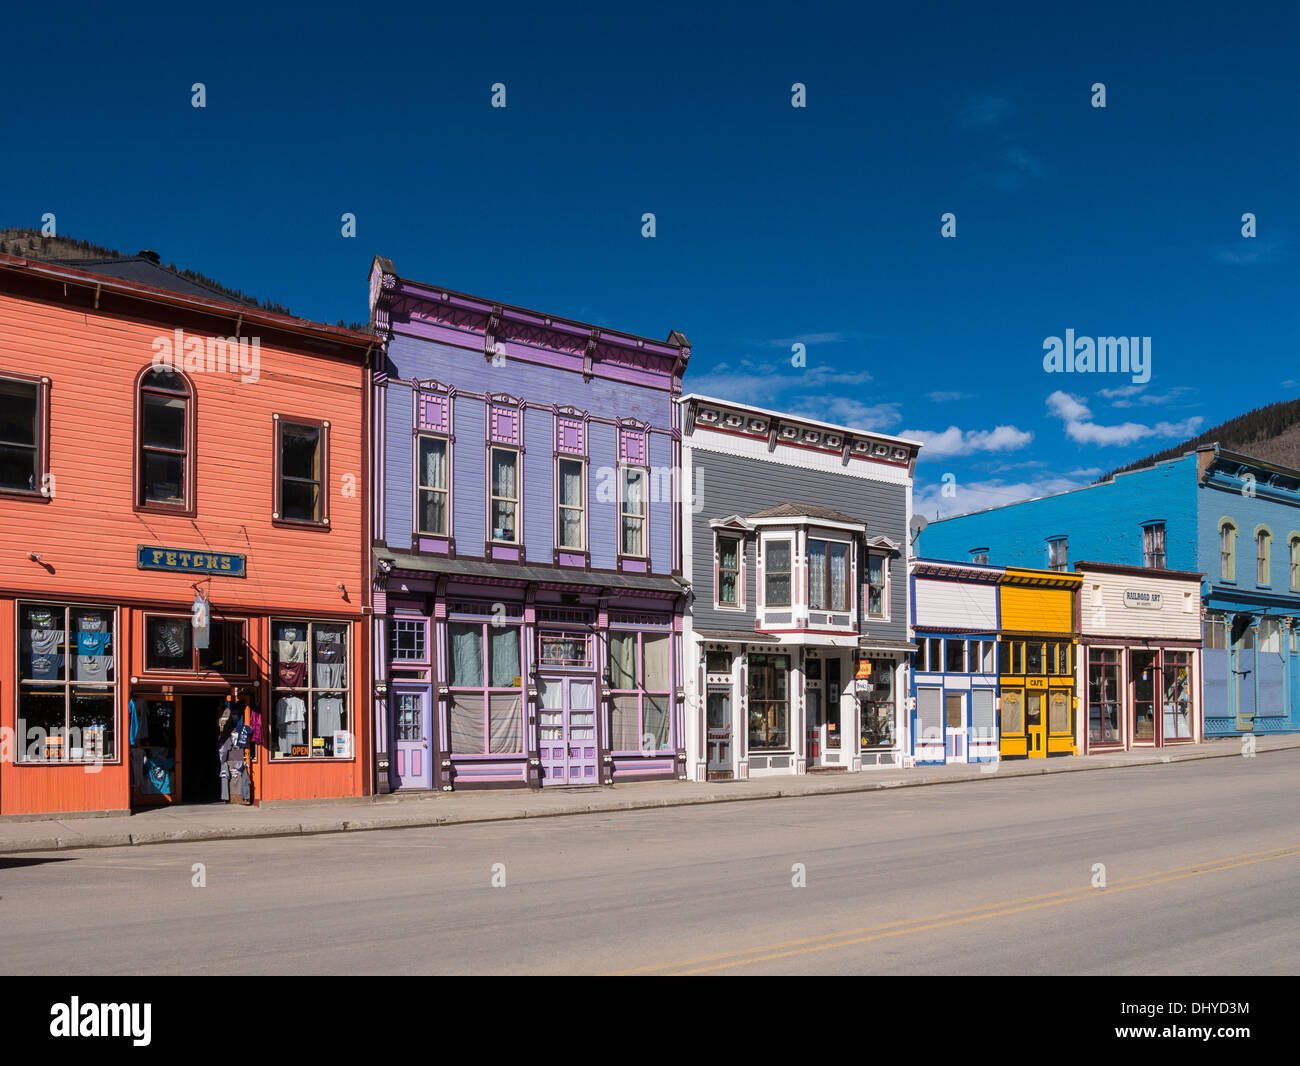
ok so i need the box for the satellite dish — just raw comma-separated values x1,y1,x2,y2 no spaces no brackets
909,514,929,535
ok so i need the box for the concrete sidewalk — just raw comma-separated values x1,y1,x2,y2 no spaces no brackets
2,735,1295,855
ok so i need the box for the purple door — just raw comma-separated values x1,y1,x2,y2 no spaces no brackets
538,678,599,786
392,688,432,789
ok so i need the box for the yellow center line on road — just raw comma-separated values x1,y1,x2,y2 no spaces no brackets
611,843,1300,976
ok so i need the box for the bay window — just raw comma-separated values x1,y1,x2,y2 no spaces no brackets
764,540,792,607
448,617,523,753
609,630,672,753
808,539,850,611
17,602,118,763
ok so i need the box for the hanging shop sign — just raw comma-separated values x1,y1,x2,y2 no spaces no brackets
138,545,247,578
1123,589,1162,609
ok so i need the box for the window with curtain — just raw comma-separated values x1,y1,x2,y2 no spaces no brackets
490,448,518,542
608,629,672,753
621,466,646,556
139,367,192,508
808,539,849,611
447,618,523,754
1162,651,1193,740
417,435,449,535
277,419,326,524
717,536,741,606
867,555,886,617
557,457,584,549
807,540,827,609
1256,529,1271,585
765,540,792,606
1220,520,1236,581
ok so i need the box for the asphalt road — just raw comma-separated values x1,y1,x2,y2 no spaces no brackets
2,751,1298,975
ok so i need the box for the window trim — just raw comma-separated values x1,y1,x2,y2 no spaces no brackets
269,617,353,760
0,371,52,501
141,612,252,677
556,456,586,551
415,432,450,537
865,551,889,620
714,533,745,609
1254,524,1273,587
1046,535,1068,573
14,600,122,765
1219,518,1237,583
488,444,521,545
446,615,525,756
608,628,674,755
272,414,330,529
619,463,649,559
807,536,853,613
1141,520,1167,569
1289,532,1300,592
134,364,196,516
762,536,794,608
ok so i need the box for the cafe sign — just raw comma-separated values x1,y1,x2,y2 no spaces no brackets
137,545,247,578
1123,589,1161,610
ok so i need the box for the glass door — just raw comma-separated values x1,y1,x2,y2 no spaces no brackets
391,688,432,789
131,696,177,807
1025,692,1046,758
1131,650,1158,744
706,688,732,777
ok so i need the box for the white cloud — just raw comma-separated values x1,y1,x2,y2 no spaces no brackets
790,398,902,430
902,423,1033,459
1096,384,1193,408
926,390,973,402
915,474,1093,519
1046,390,1203,446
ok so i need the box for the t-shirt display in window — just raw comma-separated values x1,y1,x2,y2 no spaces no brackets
276,625,309,664
76,655,113,683
276,660,307,688
315,695,345,738
25,608,65,680
152,618,188,663
314,628,346,687
275,695,307,754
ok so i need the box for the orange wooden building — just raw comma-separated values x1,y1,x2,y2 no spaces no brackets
0,251,377,816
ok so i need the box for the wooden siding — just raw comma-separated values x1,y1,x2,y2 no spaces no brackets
1077,568,1201,640
1000,585,1073,634
914,577,997,631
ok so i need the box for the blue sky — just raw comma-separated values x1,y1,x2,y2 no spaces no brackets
3,1,1297,517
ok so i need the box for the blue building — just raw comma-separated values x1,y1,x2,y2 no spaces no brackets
920,446,1300,737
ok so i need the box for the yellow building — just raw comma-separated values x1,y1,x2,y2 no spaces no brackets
997,568,1081,758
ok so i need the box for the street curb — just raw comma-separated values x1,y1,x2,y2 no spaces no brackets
1,739,1293,855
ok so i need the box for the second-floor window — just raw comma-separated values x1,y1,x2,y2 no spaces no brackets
970,549,989,565
0,375,44,494
276,419,327,525
808,539,850,611
866,554,887,617
417,435,449,536
1143,523,1166,568
138,367,192,509
490,447,519,543
1220,519,1237,581
621,466,646,556
1291,535,1300,591
1256,528,1271,585
765,540,792,607
557,458,584,549
1047,536,1068,572
717,536,741,607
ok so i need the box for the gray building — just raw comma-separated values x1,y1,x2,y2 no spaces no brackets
680,395,921,779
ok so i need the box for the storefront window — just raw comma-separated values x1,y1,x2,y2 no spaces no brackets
538,631,592,669
1162,651,1193,740
609,629,673,753
859,658,894,748
271,620,350,758
448,617,523,754
390,617,427,662
1132,650,1157,741
1026,642,1044,674
748,653,789,749
17,603,117,763
1088,649,1121,744
144,614,248,674
706,649,732,674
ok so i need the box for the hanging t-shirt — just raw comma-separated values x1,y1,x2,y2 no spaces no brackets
76,655,112,683
26,609,64,680
275,696,307,754
314,630,346,688
153,619,187,659
276,660,306,688
276,626,309,664
316,696,344,737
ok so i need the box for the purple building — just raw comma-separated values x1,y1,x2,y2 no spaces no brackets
367,257,690,790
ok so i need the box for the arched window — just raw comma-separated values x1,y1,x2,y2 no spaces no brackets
136,366,193,511
1255,526,1272,586
1290,534,1300,591
1219,519,1237,582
